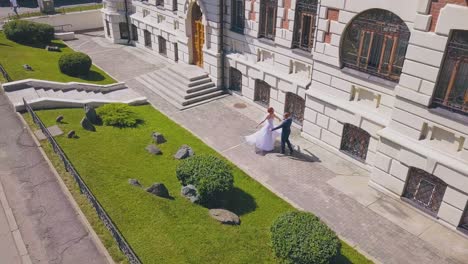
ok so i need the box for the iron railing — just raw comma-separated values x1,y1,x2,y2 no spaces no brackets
0,63,12,82
254,80,271,107
284,92,305,124
340,123,370,161
23,99,141,264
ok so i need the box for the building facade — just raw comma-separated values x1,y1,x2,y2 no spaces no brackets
102,0,468,234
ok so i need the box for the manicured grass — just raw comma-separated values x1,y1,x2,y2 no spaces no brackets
0,32,115,84
24,105,372,264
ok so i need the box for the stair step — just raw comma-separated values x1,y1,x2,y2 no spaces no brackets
167,66,209,82
136,76,184,108
161,68,212,88
183,90,225,106
145,71,187,98
150,69,216,95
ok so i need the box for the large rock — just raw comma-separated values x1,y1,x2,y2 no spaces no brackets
84,105,99,124
56,115,64,123
67,130,76,138
146,144,162,155
152,132,166,144
146,183,170,198
174,145,194,160
80,117,95,132
181,184,199,203
209,209,240,225
128,178,141,187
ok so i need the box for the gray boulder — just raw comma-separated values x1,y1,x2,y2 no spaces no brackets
181,184,199,203
146,144,162,155
128,179,141,187
45,45,60,52
146,183,170,198
80,117,95,132
152,132,166,144
174,145,194,160
84,105,99,124
67,130,76,138
56,115,64,123
209,209,240,225
23,64,32,71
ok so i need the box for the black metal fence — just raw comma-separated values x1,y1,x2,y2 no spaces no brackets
23,99,141,264
0,63,12,82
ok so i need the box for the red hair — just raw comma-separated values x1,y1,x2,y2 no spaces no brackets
267,107,274,114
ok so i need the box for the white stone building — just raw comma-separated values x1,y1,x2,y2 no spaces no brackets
101,0,468,234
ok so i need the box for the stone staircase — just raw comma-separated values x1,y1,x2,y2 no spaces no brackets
136,64,225,109
2,79,147,111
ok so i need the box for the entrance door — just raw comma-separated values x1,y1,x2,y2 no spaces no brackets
192,4,204,67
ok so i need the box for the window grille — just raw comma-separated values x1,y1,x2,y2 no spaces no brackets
144,30,152,48
254,80,271,106
156,0,164,7
131,24,138,41
341,9,410,82
231,0,244,34
340,124,370,161
403,168,447,216
284,93,305,124
292,0,317,51
158,36,167,56
432,30,468,115
259,0,277,40
229,68,242,92
460,204,468,233
119,22,129,39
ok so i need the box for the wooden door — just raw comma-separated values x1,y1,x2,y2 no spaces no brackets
193,19,204,67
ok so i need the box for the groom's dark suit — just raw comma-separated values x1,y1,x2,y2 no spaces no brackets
272,117,293,154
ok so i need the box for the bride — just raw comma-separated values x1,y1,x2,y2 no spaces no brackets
245,107,282,152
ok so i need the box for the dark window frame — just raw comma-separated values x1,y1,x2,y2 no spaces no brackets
292,0,318,51
229,67,243,92
254,79,271,106
341,9,410,82
156,0,164,7
284,92,305,125
158,36,167,56
431,30,468,116
131,24,138,42
231,0,244,34
105,20,111,37
144,29,152,48
259,0,277,40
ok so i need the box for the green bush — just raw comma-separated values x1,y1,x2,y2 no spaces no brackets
176,155,234,205
96,103,139,127
271,211,340,264
3,20,54,44
58,52,92,76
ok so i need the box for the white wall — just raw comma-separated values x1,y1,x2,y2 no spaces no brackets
24,10,103,32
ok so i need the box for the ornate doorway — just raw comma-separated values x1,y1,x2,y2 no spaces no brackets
191,3,204,67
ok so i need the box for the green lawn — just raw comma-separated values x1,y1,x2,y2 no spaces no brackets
0,32,115,84
24,106,372,264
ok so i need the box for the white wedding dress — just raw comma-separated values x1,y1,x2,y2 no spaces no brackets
245,117,281,151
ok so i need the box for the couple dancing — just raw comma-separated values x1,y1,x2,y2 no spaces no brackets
245,107,294,155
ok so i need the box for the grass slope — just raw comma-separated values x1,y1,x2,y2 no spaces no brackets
25,105,372,264
0,32,114,84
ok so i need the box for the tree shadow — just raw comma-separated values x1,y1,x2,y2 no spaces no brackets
332,252,352,264
0,43,12,47
220,187,257,216
80,70,106,82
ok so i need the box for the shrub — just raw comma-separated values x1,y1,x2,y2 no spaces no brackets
58,52,92,76
3,20,54,44
176,155,234,205
271,211,340,264
96,103,139,127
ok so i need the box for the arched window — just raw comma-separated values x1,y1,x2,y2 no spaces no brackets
284,93,305,124
403,167,447,216
254,80,271,106
229,67,242,92
259,0,277,40
340,124,370,161
341,9,410,82
292,0,318,51
431,30,468,115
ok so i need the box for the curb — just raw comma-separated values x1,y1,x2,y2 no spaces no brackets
16,112,115,264
0,172,32,264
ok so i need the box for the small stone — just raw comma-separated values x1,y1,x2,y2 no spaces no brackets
181,184,199,203
174,145,194,160
146,183,170,198
84,105,99,124
128,179,141,187
152,132,166,144
56,115,64,123
23,64,33,71
80,117,95,132
209,209,240,225
45,45,60,52
146,144,162,155
67,130,75,138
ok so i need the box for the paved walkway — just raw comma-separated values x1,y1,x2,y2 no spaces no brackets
66,31,468,264
0,91,109,263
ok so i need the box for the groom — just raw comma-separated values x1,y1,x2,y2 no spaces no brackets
272,112,294,155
